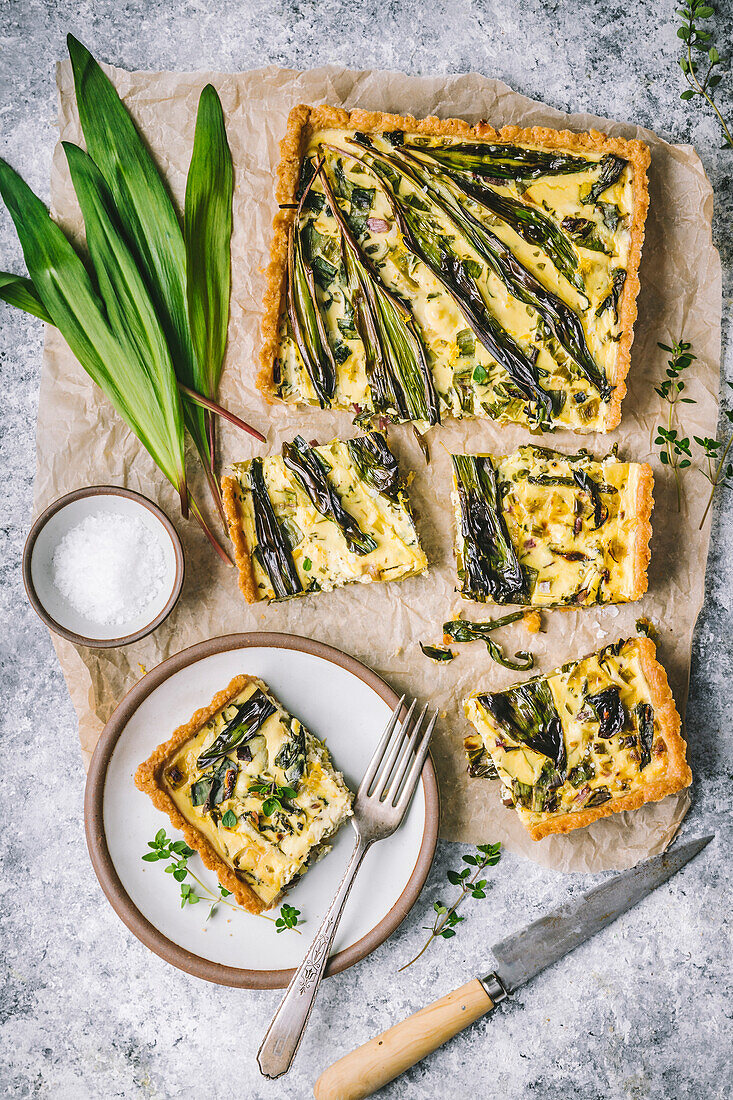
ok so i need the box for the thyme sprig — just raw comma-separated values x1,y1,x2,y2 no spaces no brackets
142,828,303,930
654,340,697,510
676,1,732,148
398,843,501,971
248,780,299,817
275,904,303,933
695,388,733,528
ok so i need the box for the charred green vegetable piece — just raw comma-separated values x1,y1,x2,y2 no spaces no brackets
560,216,609,254
585,787,612,806
572,468,609,528
248,458,303,599
419,642,455,662
274,717,307,786
484,640,534,671
443,609,527,642
596,268,627,322
318,163,440,425
405,165,584,293
386,144,610,400
580,685,626,739
197,689,276,769
191,758,238,812
346,431,402,500
282,435,377,555
478,679,567,776
453,454,526,603
400,140,592,181
287,223,337,406
582,154,627,205
635,702,654,770
466,740,499,779
344,139,554,420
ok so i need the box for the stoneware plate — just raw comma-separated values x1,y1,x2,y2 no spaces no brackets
85,632,439,989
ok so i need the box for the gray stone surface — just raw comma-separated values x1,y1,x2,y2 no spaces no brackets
1,2,731,1097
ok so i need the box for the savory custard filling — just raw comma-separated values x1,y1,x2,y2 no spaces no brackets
162,680,353,906
273,128,643,432
224,432,427,602
464,638,686,837
451,444,652,606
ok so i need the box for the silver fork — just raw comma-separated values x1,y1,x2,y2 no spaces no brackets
257,696,437,1080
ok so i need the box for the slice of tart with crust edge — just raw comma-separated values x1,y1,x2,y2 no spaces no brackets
451,444,653,607
260,104,650,434
222,431,427,604
463,637,691,841
135,675,353,914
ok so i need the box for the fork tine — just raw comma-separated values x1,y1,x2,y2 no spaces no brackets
378,703,428,801
358,695,406,795
369,699,417,799
393,710,438,809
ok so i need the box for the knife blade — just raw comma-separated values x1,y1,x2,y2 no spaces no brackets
313,835,714,1100
487,833,714,996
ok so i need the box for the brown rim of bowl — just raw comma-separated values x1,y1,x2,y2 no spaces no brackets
22,485,185,649
84,630,440,989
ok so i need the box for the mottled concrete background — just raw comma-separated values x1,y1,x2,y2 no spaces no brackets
1,2,731,1097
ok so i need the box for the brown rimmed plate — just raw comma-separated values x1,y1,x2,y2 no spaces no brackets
85,631,439,988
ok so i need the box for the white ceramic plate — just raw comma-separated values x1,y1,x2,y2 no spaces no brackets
85,632,439,988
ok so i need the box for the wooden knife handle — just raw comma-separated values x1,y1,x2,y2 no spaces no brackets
313,978,494,1100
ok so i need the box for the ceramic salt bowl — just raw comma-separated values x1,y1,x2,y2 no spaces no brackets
22,486,184,648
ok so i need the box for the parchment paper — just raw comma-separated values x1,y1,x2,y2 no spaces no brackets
36,61,721,872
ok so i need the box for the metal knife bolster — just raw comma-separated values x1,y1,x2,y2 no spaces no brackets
479,973,509,1004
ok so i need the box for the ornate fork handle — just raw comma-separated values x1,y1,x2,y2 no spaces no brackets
258,836,371,1079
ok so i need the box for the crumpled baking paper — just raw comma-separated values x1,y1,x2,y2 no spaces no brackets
36,60,720,871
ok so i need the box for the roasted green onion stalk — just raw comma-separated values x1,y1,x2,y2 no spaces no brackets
248,458,303,600
452,453,527,603
282,435,377,555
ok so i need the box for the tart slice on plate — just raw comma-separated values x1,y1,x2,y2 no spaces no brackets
135,675,353,913
260,105,650,433
222,431,427,603
451,444,653,607
464,637,691,840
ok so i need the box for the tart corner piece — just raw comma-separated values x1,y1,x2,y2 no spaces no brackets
222,432,427,604
260,107,650,433
135,674,353,913
451,445,654,608
463,637,691,841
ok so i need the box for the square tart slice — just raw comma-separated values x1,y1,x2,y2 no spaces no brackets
451,444,653,607
135,675,353,913
222,431,427,603
260,104,650,433
464,637,691,841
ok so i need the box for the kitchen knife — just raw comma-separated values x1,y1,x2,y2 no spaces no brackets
313,835,713,1100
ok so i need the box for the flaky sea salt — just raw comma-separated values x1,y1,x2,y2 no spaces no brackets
52,511,168,625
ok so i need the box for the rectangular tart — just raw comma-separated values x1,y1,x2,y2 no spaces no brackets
222,431,427,603
464,637,691,840
135,675,353,913
451,444,653,607
260,104,650,434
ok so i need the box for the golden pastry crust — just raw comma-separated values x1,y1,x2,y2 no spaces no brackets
525,638,690,841
258,104,651,430
221,474,258,604
629,463,655,601
135,675,268,914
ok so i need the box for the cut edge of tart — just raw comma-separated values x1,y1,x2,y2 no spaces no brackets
463,637,691,841
135,674,353,914
259,104,651,433
221,432,428,605
451,444,654,607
